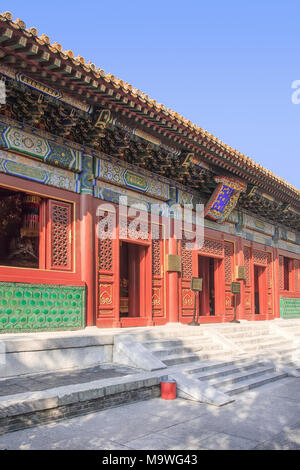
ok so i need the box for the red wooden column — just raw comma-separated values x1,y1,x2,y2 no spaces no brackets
128,244,140,317
80,194,95,326
167,221,179,323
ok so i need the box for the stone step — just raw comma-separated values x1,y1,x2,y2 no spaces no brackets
218,329,272,339
223,371,289,395
215,325,270,334
193,360,268,381
275,345,299,355
129,328,207,342
185,357,260,375
162,350,229,366
277,328,300,336
152,343,223,358
276,321,300,327
204,365,275,388
276,353,296,362
0,332,114,378
0,371,168,435
143,336,212,351
257,346,298,363
241,339,292,352
233,335,289,346
281,360,300,370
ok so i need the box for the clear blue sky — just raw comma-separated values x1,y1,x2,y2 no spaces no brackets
4,0,300,189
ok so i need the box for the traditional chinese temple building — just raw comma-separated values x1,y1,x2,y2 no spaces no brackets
0,11,299,333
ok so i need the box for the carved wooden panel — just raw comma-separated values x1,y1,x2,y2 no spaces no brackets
253,249,268,266
181,240,193,279
242,245,253,316
279,255,284,291
266,253,273,314
152,225,164,318
119,216,149,240
199,238,223,257
224,241,234,314
48,200,72,271
243,246,251,286
97,209,117,323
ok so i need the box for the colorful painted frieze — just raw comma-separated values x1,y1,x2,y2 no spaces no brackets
0,117,82,172
95,180,169,216
94,156,170,200
0,150,80,192
244,213,274,236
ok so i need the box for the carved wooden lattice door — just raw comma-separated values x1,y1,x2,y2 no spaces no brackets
96,210,119,327
151,225,165,323
180,237,194,320
243,246,253,317
224,241,234,317
279,255,284,291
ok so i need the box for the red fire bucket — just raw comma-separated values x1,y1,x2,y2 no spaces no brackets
161,379,176,400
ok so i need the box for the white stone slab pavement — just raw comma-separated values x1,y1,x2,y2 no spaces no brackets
0,376,299,450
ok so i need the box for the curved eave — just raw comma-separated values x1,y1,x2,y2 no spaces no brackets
0,10,299,206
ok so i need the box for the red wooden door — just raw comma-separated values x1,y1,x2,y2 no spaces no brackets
253,250,273,317
96,207,120,328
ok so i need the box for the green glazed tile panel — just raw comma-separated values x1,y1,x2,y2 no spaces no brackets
280,297,300,318
0,282,85,332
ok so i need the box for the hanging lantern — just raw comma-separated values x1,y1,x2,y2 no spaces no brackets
20,195,41,238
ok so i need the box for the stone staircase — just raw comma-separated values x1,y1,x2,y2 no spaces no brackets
185,357,289,396
214,323,293,353
134,321,300,399
142,334,226,366
0,320,299,434
274,319,300,340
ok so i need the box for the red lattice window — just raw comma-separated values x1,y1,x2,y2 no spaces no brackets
152,239,161,276
99,238,113,272
267,253,272,288
243,246,251,285
199,239,223,257
279,255,284,291
224,242,234,283
253,250,268,266
119,216,149,240
48,200,73,271
181,240,193,279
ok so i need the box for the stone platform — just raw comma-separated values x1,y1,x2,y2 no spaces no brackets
0,319,299,435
